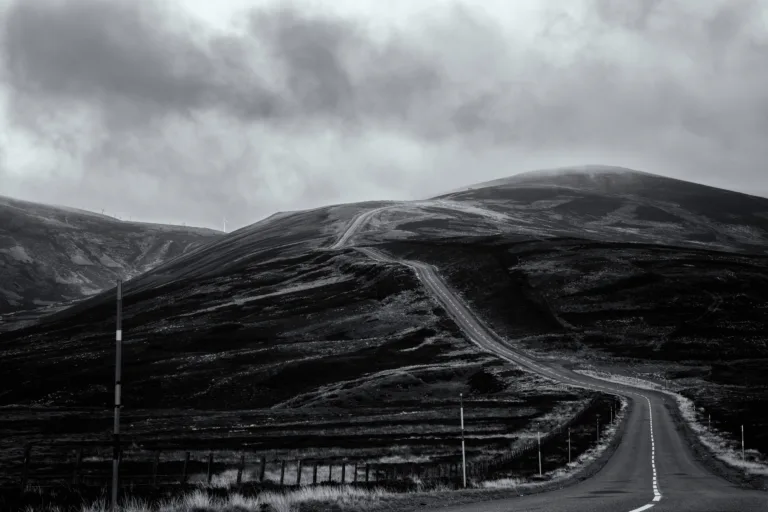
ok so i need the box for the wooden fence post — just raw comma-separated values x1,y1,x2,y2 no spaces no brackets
341,462,346,484
328,463,333,483
236,454,245,485
181,452,190,485
20,444,32,492
73,447,84,486
353,463,358,483
280,460,286,486
207,452,214,485
312,463,318,485
296,460,303,486
259,456,266,483
21,443,32,492
365,464,370,483
152,451,160,486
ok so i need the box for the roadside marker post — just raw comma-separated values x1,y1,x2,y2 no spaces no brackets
742,425,745,462
460,393,467,488
568,427,571,464
111,280,123,512
537,431,542,476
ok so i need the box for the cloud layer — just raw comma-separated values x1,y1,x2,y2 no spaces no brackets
1,0,767,229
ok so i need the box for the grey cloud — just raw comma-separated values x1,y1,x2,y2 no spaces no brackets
1,0,768,230
2,0,444,132
9,0,764,144
3,1,214,117
592,0,663,31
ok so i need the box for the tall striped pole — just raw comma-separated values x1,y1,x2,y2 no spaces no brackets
111,280,123,512
460,393,466,488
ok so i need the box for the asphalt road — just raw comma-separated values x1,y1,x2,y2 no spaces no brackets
330,206,390,249
335,208,768,512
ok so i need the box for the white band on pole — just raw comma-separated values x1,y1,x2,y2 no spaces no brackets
116,330,122,342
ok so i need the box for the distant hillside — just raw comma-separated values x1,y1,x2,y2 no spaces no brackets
423,165,768,254
0,195,222,317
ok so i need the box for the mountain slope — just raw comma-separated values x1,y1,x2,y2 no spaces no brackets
2,165,767,473
0,198,592,478
0,195,222,317
420,165,768,253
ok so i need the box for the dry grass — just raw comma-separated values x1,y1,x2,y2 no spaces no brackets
481,397,628,489
21,486,393,512
675,395,768,476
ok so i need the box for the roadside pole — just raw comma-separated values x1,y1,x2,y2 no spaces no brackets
460,393,467,488
596,414,601,444
537,431,542,476
742,425,745,462
111,280,123,512
568,427,571,464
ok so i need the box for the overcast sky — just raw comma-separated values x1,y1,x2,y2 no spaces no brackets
1,0,767,230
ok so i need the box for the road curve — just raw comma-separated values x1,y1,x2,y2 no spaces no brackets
330,206,390,249
332,208,766,511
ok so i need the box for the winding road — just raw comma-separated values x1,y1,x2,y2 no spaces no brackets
335,209,767,512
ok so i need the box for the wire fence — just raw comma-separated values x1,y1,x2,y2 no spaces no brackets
6,395,623,492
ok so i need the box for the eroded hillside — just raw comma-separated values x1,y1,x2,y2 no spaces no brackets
0,195,221,317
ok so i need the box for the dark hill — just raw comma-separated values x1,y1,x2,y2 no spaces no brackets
0,195,221,321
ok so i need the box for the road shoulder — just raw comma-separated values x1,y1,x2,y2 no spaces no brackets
662,395,768,492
